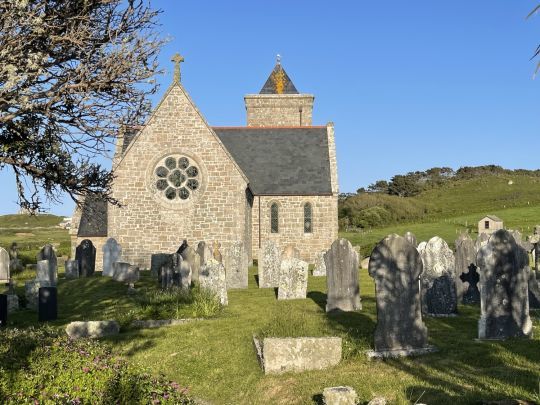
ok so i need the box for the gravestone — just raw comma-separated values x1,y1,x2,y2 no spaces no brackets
278,257,308,300
36,260,55,285
475,233,490,252
455,234,480,304
477,229,532,339
420,237,458,316
325,239,361,312
404,231,418,247
37,244,58,285
417,241,427,255
25,280,52,310
0,295,7,326
161,262,175,290
529,272,540,309
8,242,23,273
0,247,9,283
196,241,213,266
176,239,188,256
178,259,192,289
38,287,57,322
368,234,431,356
102,238,122,277
151,253,171,281
259,240,281,288
312,251,327,277
7,293,19,314
533,225,540,272
322,386,358,405
509,229,534,252
65,260,79,279
224,241,248,289
112,261,140,284
200,258,228,305
181,246,200,285
76,239,96,277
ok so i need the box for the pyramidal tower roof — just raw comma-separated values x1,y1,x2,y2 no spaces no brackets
259,57,299,94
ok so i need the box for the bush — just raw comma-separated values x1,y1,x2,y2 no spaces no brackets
0,326,194,404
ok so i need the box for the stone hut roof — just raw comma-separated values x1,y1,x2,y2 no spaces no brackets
480,215,503,223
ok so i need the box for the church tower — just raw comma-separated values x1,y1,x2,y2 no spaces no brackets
244,57,314,127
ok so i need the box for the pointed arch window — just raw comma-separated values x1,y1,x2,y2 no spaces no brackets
270,203,279,233
304,203,313,233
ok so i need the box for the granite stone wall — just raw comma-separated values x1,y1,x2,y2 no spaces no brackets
244,94,314,127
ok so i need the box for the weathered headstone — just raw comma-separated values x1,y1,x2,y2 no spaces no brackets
112,261,140,284
322,386,358,405
477,229,532,339
75,239,96,277
420,237,457,316
368,234,431,357
8,242,23,273
224,241,248,289
312,251,327,277
161,262,174,290
6,294,18,313
176,239,188,256
0,295,7,326
278,257,308,300
25,280,52,310
455,234,480,304
65,259,79,279
37,244,58,285
509,229,534,252
151,253,171,281
178,260,192,289
36,260,54,284
417,241,427,255
196,241,213,266
404,231,418,247
475,232,490,252
200,258,228,305
0,247,9,282
102,238,122,277
259,240,281,287
325,239,361,312
529,271,540,309
181,246,200,285
38,287,57,322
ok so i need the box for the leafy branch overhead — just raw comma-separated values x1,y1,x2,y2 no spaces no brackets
0,0,166,212
527,4,540,73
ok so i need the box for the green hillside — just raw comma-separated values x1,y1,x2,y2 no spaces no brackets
0,214,70,266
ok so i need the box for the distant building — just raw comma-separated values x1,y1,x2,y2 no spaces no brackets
478,215,503,235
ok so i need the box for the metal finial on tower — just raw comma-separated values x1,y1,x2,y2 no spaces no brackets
171,53,184,83
276,54,281,65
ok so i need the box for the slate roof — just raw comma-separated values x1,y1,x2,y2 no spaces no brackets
213,126,332,195
260,63,299,94
77,196,108,237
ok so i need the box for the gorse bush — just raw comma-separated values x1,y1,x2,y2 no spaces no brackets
0,326,194,404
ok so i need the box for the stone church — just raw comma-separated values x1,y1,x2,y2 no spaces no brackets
71,55,338,270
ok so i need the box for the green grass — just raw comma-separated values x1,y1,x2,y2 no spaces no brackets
342,204,540,257
0,214,70,265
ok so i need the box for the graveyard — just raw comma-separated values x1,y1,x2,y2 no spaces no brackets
1,213,540,404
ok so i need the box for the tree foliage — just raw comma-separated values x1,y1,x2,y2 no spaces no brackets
0,0,165,212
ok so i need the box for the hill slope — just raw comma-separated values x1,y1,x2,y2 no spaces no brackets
340,172,540,229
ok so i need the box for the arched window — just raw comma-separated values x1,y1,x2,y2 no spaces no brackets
270,203,279,233
304,203,312,233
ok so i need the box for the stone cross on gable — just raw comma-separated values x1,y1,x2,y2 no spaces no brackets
171,53,184,83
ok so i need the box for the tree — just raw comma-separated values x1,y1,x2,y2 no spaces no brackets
0,0,165,212
528,5,540,74
387,174,421,197
367,180,389,193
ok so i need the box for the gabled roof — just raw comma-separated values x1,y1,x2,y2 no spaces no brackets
480,215,503,222
77,196,108,237
260,63,299,94
213,126,332,195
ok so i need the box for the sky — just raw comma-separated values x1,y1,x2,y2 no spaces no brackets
1,0,540,215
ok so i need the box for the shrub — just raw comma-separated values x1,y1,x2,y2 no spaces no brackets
0,326,194,404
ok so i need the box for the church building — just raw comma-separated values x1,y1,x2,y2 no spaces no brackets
70,55,338,269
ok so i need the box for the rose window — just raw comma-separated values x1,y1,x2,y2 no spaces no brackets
153,155,200,201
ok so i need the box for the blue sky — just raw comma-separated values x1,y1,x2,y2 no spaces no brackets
1,0,539,215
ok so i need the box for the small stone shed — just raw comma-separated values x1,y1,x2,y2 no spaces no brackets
478,215,503,235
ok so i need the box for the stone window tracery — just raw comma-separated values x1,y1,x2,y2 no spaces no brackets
153,155,201,201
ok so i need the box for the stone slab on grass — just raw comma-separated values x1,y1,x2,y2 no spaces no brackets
322,386,358,405
131,318,201,329
66,320,120,339
366,345,438,359
254,336,341,374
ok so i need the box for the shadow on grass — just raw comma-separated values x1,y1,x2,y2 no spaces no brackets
386,306,540,404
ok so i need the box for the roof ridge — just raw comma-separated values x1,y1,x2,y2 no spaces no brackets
212,126,326,129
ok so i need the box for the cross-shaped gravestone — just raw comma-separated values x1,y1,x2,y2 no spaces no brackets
459,263,480,304
171,53,184,82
